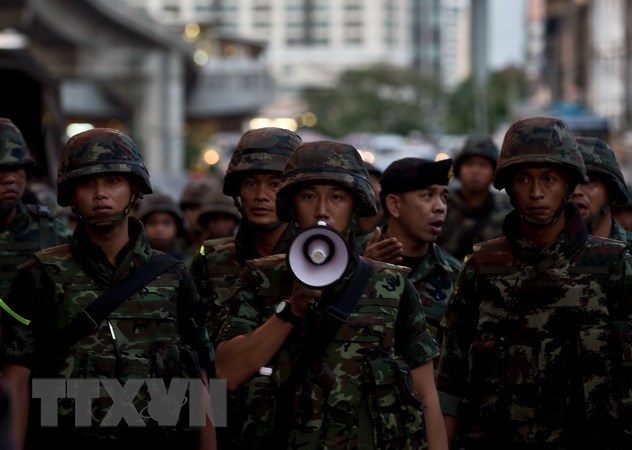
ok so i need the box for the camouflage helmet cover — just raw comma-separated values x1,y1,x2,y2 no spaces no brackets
179,178,220,208
57,128,152,207
276,140,377,222
494,116,588,190
575,136,628,205
454,133,499,179
198,191,241,225
223,127,302,196
0,117,36,168
137,192,184,223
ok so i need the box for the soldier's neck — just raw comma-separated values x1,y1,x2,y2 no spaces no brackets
253,221,289,257
589,211,612,238
520,214,566,249
82,219,131,267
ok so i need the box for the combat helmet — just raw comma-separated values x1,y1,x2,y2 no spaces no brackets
57,128,152,207
198,191,241,226
494,116,587,191
276,140,377,222
136,192,185,236
179,178,220,210
0,118,36,168
453,133,499,179
223,127,302,197
575,136,628,205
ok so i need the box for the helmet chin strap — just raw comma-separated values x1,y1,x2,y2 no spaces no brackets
514,183,575,228
585,203,610,232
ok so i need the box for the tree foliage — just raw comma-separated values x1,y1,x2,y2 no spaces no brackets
302,64,444,138
301,64,529,138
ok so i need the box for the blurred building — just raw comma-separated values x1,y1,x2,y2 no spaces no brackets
0,0,273,191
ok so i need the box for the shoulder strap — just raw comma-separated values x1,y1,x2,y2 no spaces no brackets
55,253,179,354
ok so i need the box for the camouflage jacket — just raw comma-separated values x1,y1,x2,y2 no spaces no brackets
0,202,71,295
437,187,512,261
357,226,461,339
0,218,212,441
188,222,296,337
610,218,632,244
217,254,438,449
436,205,632,447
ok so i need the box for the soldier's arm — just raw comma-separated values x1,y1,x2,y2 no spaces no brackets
215,278,317,391
2,364,30,450
411,362,448,450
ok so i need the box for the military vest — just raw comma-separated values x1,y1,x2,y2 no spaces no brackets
197,237,241,331
0,205,54,291
32,244,200,435
468,235,630,444
237,255,428,449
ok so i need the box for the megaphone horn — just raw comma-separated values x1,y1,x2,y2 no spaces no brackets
287,220,350,289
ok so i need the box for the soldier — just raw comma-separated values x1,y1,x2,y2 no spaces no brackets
612,183,632,232
188,127,301,450
436,117,632,449
215,141,447,449
570,136,632,243
354,161,385,236
437,134,511,261
136,192,188,260
0,128,215,449
0,118,72,296
197,191,240,241
189,127,302,336
361,157,461,340
179,177,219,256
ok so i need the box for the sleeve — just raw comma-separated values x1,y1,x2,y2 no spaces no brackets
395,278,440,369
0,261,48,369
215,265,265,345
435,259,479,417
175,265,214,373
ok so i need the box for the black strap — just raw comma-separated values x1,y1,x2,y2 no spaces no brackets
55,253,179,355
270,257,373,445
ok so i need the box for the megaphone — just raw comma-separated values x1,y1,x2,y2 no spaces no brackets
287,220,350,289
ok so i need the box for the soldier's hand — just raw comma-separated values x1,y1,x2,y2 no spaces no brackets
364,227,403,264
288,280,321,317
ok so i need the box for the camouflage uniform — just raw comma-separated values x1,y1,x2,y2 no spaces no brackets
217,141,439,449
188,127,301,450
0,128,213,448
574,136,632,244
436,117,632,449
0,118,71,296
136,192,188,261
437,134,512,261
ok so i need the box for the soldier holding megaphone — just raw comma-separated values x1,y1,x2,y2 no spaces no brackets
214,141,448,450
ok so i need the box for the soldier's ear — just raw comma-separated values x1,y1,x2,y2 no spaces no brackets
384,193,400,218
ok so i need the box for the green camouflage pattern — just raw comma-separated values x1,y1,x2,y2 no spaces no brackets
611,219,632,244
0,203,72,296
0,218,212,439
454,134,499,179
223,127,302,196
276,141,377,222
357,228,461,338
216,254,438,449
179,178,220,208
0,117,36,167
57,128,152,206
436,207,632,446
494,116,588,190
437,189,512,261
198,191,240,225
576,136,628,205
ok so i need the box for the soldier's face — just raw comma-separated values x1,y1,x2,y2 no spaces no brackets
293,183,355,235
0,167,27,206
72,174,133,223
570,173,609,222
385,184,449,244
144,212,178,250
239,173,282,227
511,166,568,223
458,156,495,193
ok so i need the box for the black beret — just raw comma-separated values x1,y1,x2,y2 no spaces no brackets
380,157,453,194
